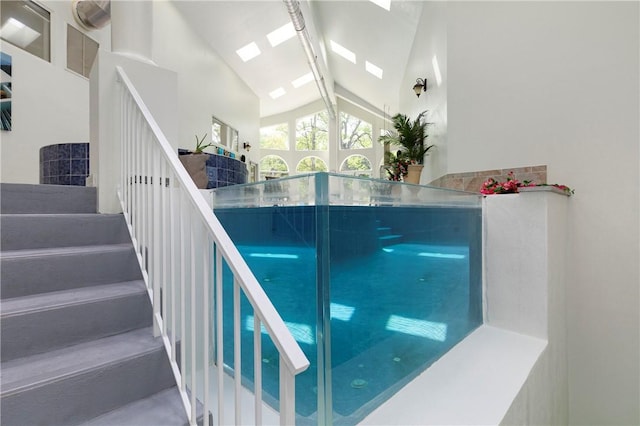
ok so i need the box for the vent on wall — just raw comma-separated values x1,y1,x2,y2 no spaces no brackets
67,25,98,78
72,0,110,30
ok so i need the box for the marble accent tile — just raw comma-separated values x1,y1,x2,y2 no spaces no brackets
428,165,548,193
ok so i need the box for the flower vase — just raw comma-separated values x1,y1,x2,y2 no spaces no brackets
404,164,424,185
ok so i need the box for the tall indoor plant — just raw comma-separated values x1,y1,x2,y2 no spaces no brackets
379,111,434,184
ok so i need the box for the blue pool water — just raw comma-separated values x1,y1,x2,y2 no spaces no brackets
216,205,482,425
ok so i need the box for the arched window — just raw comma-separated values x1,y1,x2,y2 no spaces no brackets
296,156,328,173
259,155,289,180
340,155,372,177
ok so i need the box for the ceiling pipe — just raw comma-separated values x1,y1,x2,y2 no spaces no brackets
283,0,336,120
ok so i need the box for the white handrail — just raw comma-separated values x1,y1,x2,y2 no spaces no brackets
115,65,309,425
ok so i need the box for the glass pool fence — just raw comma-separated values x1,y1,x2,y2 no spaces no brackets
211,173,483,425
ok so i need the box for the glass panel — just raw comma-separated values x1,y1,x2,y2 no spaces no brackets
296,111,329,151
0,0,50,62
260,123,289,150
211,174,483,425
339,112,373,150
213,174,319,421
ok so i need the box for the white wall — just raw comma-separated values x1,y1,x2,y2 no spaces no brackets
151,1,260,162
447,2,639,424
0,0,110,184
399,1,448,184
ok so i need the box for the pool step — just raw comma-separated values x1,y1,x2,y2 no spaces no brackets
378,234,403,246
376,224,403,246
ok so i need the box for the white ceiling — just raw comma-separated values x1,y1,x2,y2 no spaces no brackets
172,0,423,118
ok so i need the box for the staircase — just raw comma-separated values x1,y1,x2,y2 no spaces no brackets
0,184,194,426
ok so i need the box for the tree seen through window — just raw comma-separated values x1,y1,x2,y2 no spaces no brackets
297,156,328,172
340,112,373,150
260,123,289,150
296,111,329,151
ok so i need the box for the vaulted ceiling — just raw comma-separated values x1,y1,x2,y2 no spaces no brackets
171,0,423,118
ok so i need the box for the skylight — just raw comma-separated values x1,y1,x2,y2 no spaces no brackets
267,22,296,47
236,42,261,62
330,40,356,64
365,61,383,79
291,72,314,88
269,87,286,99
432,55,443,86
369,0,391,11
1,17,41,48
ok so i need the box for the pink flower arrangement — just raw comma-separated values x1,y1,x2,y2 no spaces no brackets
480,171,574,195
385,159,411,181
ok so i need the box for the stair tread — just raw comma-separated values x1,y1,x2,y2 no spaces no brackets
0,243,133,259
1,280,146,316
80,387,191,426
1,327,161,395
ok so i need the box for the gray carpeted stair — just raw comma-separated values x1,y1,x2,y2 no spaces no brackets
0,184,196,426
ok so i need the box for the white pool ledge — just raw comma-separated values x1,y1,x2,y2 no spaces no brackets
360,325,546,425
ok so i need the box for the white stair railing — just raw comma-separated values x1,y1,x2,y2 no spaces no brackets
114,65,309,426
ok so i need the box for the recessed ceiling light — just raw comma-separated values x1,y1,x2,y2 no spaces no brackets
269,87,286,99
236,42,261,62
330,40,356,64
291,72,314,88
369,0,391,11
267,22,296,47
365,61,383,79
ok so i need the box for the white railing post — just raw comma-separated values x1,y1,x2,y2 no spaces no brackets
254,315,263,425
215,247,224,425
279,360,296,426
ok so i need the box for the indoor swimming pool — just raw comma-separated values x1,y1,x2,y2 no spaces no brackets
212,174,483,425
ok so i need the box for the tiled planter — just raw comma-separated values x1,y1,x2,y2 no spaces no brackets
178,150,247,189
40,143,89,186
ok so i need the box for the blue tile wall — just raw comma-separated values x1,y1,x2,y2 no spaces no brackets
40,143,89,186
206,153,247,188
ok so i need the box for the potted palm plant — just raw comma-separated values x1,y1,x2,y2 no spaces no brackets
179,133,211,189
379,111,434,184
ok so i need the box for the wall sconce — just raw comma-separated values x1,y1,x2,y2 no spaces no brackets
242,142,252,151
412,78,427,98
